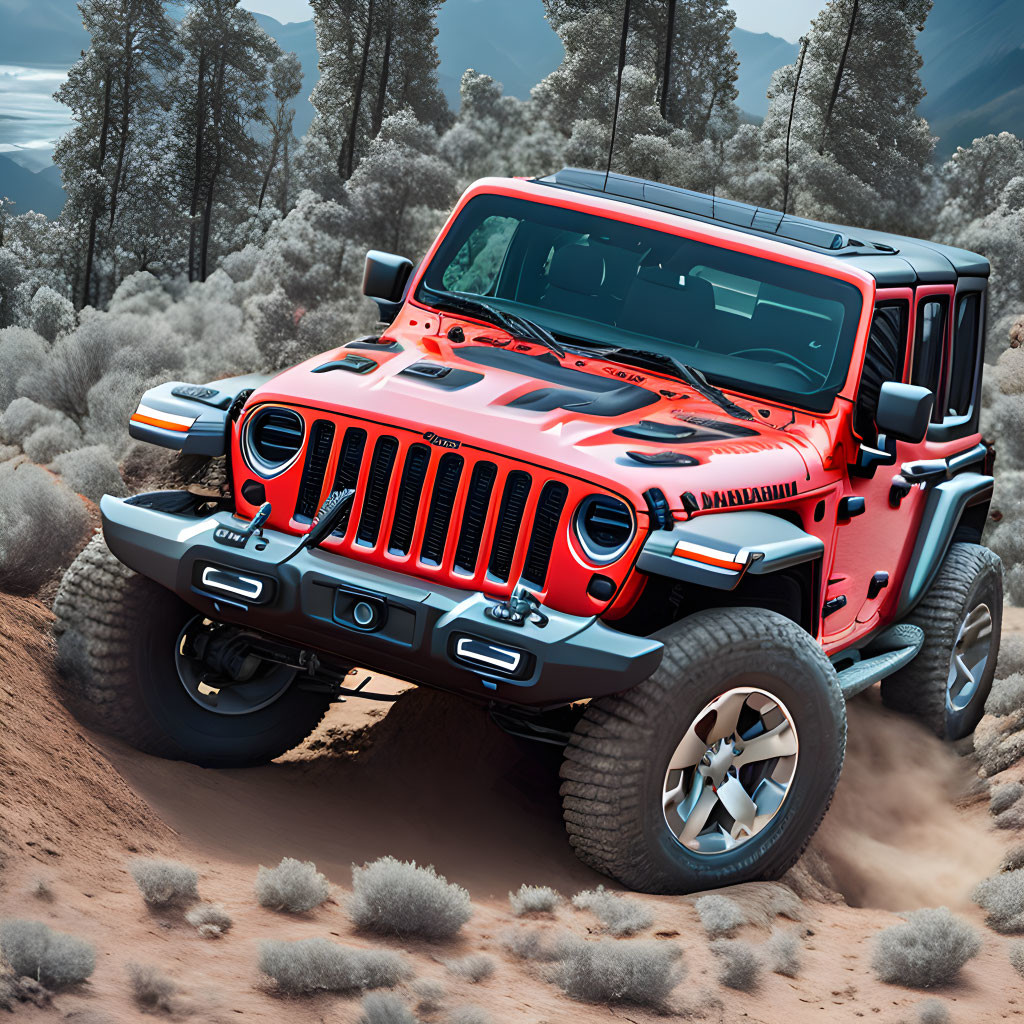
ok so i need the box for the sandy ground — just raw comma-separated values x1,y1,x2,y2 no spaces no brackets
1,598,1022,1023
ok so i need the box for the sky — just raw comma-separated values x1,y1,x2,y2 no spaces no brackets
237,0,820,43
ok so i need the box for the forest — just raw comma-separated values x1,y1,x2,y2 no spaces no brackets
0,0,1022,602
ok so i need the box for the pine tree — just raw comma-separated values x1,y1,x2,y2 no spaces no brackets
54,0,177,307
757,0,934,231
258,52,303,212
174,0,281,281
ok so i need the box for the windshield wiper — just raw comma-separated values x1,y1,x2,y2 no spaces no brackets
588,346,754,422
426,291,566,358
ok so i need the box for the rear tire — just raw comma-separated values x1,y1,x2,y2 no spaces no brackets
880,541,1001,740
560,607,846,894
53,535,332,768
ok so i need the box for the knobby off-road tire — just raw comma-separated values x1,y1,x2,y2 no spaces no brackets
880,542,1002,740
560,607,846,894
52,534,332,768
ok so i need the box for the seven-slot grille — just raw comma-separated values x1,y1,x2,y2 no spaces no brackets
285,415,580,590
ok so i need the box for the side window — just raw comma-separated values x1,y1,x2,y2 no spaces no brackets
946,292,981,418
441,215,517,294
855,300,908,439
911,297,947,421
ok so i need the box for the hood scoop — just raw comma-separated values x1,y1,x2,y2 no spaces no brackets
398,361,483,391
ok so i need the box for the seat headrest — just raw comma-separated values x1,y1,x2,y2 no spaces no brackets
548,245,605,295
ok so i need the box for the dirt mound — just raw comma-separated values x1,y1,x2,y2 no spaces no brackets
0,594,171,874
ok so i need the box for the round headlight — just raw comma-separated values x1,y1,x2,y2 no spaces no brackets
242,406,305,478
574,494,635,563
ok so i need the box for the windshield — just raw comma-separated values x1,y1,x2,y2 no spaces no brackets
416,194,865,411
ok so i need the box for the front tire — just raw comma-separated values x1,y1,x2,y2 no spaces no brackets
53,535,333,768
880,541,1002,740
560,607,846,894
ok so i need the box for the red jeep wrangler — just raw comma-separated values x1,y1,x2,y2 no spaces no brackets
55,169,1001,893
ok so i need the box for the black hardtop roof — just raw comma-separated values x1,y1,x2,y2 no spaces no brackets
534,167,989,287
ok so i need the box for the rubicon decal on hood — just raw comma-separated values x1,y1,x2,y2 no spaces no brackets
701,481,799,509
423,430,461,449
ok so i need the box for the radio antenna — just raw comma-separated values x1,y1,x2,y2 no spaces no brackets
604,0,632,190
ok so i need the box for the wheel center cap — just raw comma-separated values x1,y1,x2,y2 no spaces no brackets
698,736,738,787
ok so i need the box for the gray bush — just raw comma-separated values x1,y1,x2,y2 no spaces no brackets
499,927,569,963
991,781,1024,816
0,396,63,445
127,962,177,1012
0,327,47,410
552,937,685,1008
50,445,126,501
30,879,54,903
258,937,412,995
695,894,746,938
871,908,981,987
710,939,761,991
1010,941,1024,979
917,998,951,1024
764,928,802,977
129,858,199,908
444,954,494,983
0,461,88,595
29,286,76,343
185,903,233,938
23,420,81,463
1002,846,1024,873
972,871,1024,933
571,886,653,936
349,857,472,940
358,991,417,1024
410,977,446,1013
508,884,560,916
0,919,95,988
255,857,330,913
447,1007,493,1024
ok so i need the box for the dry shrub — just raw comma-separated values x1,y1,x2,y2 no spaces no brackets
258,937,412,995
50,445,127,501
710,939,761,991
129,858,199,908
552,937,685,1008
972,871,1024,933
0,462,88,595
255,857,330,913
348,857,472,940
30,879,54,903
764,927,802,977
23,420,81,462
917,998,951,1024
447,1007,493,1024
127,962,177,1012
444,954,494,983
499,927,570,963
508,884,559,916
358,991,417,1024
1002,846,1024,873
871,908,981,987
410,977,446,1012
185,903,232,938
1010,941,1024,979
0,327,47,410
695,894,745,938
0,919,95,988
571,886,653,936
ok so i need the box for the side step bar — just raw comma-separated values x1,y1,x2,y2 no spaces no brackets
833,623,925,700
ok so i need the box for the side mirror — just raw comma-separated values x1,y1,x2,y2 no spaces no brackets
362,250,413,319
875,382,933,443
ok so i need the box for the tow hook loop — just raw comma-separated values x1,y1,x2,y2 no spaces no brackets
488,585,549,628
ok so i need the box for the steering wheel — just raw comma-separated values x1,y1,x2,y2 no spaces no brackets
728,347,827,386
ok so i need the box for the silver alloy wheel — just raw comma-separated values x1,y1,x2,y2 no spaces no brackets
175,618,297,717
662,687,799,856
946,602,994,714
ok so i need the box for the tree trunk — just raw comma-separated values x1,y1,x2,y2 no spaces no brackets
107,19,137,230
81,70,113,308
200,51,226,281
819,0,858,155
258,122,280,210
342,0,375,180
371,0,392,136
783,36,808,213
187,47,208,282
658,0,677,120
281,128,290,212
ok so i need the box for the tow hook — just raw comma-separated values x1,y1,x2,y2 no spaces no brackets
487,585,549,627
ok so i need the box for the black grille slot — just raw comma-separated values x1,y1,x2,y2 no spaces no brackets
356,435,399,546
453,461,497,574
388,444,431,554
249,407,304,466
420,453,464,565
294,420,335,521
333,427,367,490
521,481,568,587
489,470,532,581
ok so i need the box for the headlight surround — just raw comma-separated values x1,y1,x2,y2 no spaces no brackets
241,406,305,478
573,493,636,564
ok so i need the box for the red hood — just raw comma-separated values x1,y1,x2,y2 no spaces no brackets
250,310,836,514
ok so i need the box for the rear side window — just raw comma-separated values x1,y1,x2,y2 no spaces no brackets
855,301,908,439
911,297,948,421
946,292,981,417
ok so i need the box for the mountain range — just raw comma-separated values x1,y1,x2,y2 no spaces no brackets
0,0,1021,217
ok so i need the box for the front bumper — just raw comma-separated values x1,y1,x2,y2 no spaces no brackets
100,492,663,707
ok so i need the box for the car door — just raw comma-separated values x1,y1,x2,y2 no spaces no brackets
822,284,956,646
